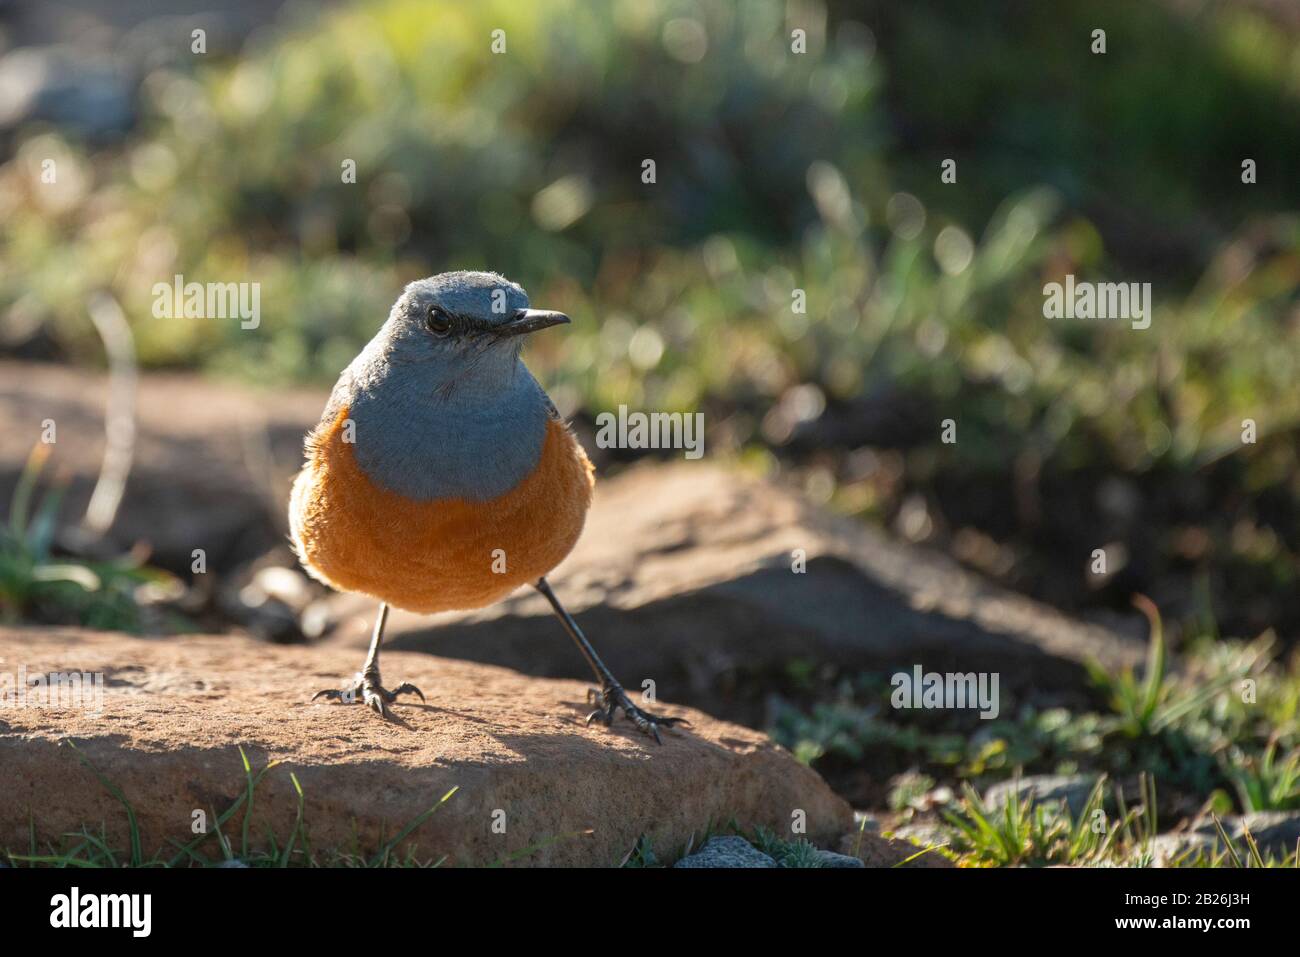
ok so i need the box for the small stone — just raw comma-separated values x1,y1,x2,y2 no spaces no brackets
0,47,134,137
815,850,865,868
852,810,881,832
890,821,950,849
983,775,1098,819
673,836,777,868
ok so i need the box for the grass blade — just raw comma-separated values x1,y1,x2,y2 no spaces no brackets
368,786,458,868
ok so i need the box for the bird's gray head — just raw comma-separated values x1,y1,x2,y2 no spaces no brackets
375,271,568,396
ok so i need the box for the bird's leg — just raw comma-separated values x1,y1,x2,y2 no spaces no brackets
311,602,425,719
534,577,687,744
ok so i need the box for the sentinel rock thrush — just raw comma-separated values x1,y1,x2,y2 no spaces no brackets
290,271,685,742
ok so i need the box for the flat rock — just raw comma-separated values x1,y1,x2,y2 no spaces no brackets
0,626,850,867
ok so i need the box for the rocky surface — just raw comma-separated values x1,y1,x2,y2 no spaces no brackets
0,626,851,867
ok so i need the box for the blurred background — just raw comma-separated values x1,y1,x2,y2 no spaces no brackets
2,0,1299,863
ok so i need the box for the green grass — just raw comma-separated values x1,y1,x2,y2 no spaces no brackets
940,775,1147,867
619,834,661,868
767,595,1300,868
1225,740,1300,812
1168,815,1300,869
933,773,1300,868
0,445,174,631
750,826,826,868
770,597,1298,822
1086,596,1244,740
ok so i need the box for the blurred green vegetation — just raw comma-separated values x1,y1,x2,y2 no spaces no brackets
768,617,1300,865
861,0,1300,269
769,622,1300,818
0,445,175,630
0,0,1297,640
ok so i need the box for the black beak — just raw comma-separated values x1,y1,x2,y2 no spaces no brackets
498,309,571,338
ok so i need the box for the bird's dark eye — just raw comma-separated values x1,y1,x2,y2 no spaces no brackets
425,305,452,336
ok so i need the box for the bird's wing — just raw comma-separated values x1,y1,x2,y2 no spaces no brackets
542,391,561,421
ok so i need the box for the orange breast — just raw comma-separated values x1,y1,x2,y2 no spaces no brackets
289,407,594,613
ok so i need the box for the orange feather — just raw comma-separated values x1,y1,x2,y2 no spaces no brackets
290,407,594,613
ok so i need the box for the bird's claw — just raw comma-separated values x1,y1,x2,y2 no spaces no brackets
312,673,424,720
585,685,688,744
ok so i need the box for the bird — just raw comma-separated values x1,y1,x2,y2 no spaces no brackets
289,270,686,742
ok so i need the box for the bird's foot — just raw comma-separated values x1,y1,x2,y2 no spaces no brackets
585,685,688,744
312,671,424,719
